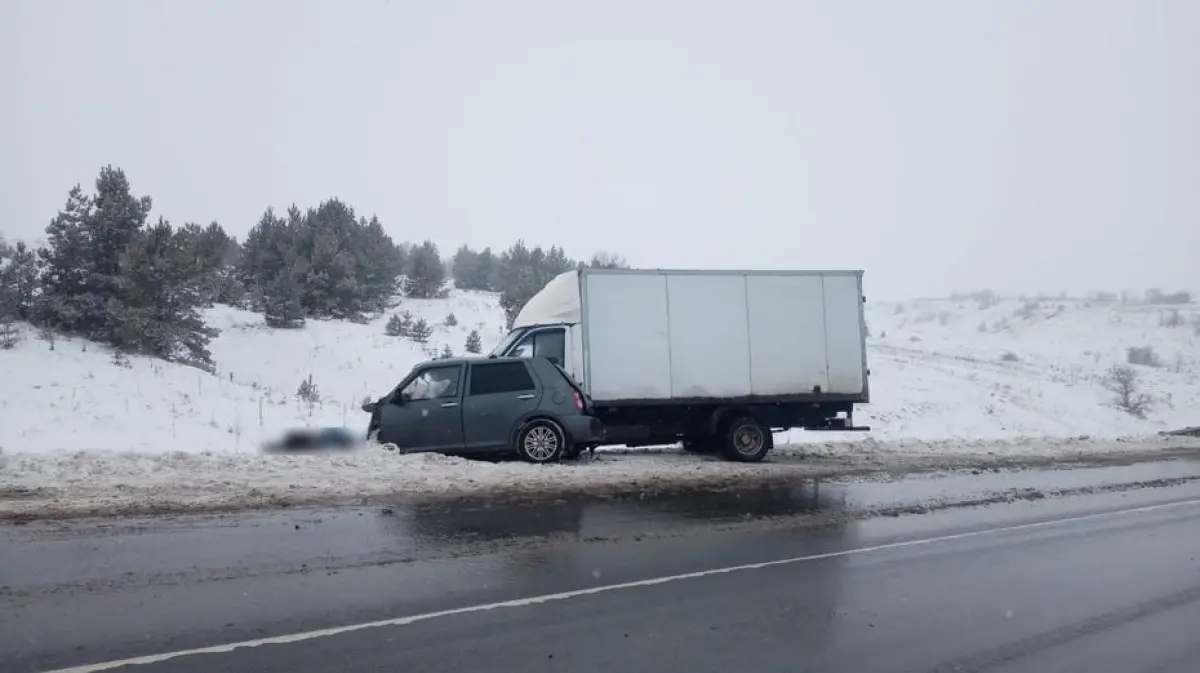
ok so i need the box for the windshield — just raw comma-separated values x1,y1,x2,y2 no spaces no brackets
488,327,529,357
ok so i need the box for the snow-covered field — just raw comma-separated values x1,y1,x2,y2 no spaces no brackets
786,296,1200,444
2,290,1198,518
4,291,1196,453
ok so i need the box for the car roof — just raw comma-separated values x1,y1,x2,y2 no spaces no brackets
418,355,542,368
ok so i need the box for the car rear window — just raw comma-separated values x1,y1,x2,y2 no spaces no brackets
469,362,536,396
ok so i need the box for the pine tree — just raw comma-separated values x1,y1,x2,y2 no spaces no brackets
405,240,445,298
385,313,404,336
495,240,577,327
465,329,482,354
452,245,479,289
409,317,432,343
84,166,153,342
0,241,20,348
0,240,37,321
239,202,403,322
300,199,362,319
397,310,414,336
110,218,219,370
177,221,243,307
241,209,305,328
38,185,95,333
472,247,496,290
439,343,454,359
357,214,405,311
444,312,457,326
588,251,629,269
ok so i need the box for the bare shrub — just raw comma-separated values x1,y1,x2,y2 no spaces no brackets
0,320,17,349
1013,300,1039,320
914,311,938,324
1145,289,1192,305
1126,346,1160,368
1160,309,1183,328
296,375,320,404
1104,364,1151,418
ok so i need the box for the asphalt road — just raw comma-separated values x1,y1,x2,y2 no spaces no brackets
3,466,1200,673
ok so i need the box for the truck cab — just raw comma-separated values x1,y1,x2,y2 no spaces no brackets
490,270,586,383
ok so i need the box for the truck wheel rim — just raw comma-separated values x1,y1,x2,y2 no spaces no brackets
525,426,559,461
734,425,764,454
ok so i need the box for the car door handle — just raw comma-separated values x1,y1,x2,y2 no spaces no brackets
516,394,535,400
440,402,459,408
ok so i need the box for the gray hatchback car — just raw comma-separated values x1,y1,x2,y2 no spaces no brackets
362,356,605,462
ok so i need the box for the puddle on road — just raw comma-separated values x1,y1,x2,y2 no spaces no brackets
395,458,1200,545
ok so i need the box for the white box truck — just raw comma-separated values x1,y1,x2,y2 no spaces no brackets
489,268,870,462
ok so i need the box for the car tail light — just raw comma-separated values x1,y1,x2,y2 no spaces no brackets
572,391,584,411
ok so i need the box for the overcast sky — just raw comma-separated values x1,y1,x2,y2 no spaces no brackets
2,0,1196,300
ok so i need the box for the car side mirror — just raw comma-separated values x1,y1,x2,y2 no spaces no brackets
361,400,378,413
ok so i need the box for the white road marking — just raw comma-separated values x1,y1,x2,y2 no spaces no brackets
41,496,1200,673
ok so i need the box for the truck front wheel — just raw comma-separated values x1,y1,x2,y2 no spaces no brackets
722,416,771,462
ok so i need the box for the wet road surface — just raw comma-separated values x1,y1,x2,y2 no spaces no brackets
3,461,1200,673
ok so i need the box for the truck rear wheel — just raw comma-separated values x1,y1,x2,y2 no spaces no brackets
721,416,771,462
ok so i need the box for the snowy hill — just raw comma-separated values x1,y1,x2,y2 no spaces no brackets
1,293,1197,454
1,291,509,453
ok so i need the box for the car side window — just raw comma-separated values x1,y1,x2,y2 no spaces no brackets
469,362,536,396
401,365,462,401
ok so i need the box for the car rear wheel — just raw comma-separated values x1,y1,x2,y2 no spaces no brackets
517,419,567,463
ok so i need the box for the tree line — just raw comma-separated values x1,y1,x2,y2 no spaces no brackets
0,166,626,369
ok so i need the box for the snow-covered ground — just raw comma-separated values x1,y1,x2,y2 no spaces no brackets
2,290,1198,517
840,296,1200,441
1,292,508,453
3,291,1195,454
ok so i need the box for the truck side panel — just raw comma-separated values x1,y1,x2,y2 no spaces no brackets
582,268,867,404
665,274,753,397
584,272,673,401
745,274,830,395
822,273,867,395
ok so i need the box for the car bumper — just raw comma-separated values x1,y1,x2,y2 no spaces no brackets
561,415,607,446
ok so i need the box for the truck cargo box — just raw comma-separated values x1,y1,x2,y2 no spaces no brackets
513,268,869,406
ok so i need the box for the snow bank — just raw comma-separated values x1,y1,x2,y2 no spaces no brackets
2,436,1195,520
